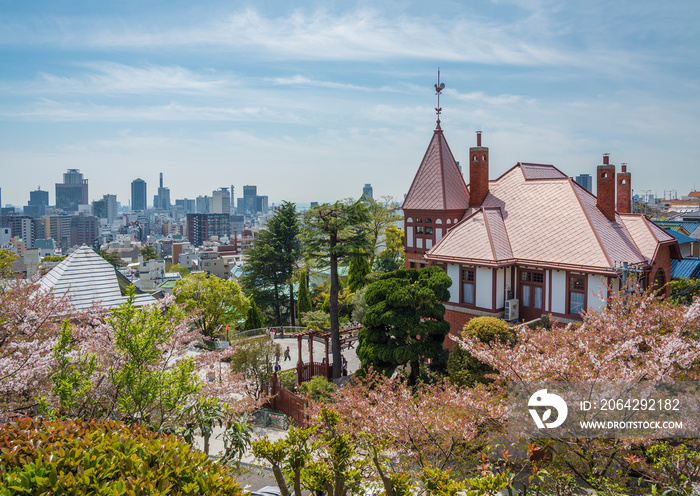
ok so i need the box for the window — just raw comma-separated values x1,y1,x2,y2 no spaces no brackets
462,268,475,305
416,226,423,234
425,218,432,223
416,218,422,223
425,227,433,235
568,274,586,315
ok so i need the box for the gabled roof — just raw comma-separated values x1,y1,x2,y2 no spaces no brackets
664,228,698,245
671,257,700,279
402,126,469,211
426,163,674,272
40,245,156,310
654,220,700,239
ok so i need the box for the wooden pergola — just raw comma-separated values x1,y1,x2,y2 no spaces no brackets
294,325,362,386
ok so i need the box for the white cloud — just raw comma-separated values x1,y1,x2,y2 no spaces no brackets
4,99,308,124
34,62,230,95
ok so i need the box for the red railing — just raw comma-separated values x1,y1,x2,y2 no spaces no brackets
270,375,308,427
296,361,332,384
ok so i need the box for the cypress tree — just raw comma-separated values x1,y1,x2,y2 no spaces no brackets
298,269,312,315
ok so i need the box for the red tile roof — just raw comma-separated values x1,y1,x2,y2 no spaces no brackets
403,126,469,211
426,163,674,272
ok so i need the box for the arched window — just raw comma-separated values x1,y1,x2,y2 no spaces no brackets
653,268,666,294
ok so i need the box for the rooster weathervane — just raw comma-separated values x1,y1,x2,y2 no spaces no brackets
435,69,445,124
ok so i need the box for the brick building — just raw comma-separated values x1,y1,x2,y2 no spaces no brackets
403,121,680,337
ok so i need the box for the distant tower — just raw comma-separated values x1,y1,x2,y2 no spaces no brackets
211,187,231,215
131,178,147,211
575,173,593,193
26,187,49,216
362,184,373,200
55,169,88,211
154,172,170,211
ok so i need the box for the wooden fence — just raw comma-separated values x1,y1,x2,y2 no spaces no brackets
270,374,308,427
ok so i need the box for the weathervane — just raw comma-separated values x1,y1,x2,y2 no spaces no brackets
434,68,445,125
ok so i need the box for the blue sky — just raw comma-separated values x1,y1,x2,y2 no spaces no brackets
1,0,699,208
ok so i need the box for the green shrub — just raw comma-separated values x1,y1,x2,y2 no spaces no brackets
462,316,514,344
0,417,244,495
297,376,336,402
278,369,298,390
447,317,514,388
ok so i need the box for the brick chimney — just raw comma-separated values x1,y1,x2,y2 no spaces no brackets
617,163,631,214
469,131,489,208
597,153,616,222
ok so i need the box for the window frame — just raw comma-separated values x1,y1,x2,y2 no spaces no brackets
567,272,587,316
461,267,476,306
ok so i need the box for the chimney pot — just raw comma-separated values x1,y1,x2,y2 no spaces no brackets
621,163,627,173
603,153,610,165
476,131,482,147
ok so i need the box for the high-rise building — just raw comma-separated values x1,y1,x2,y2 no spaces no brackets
42,215,72,249
55,169,88,211
0,215,36,249
362,183,374,200
93,194,117,224
575,174,593,193
186,213,230,247
131,178,147,211
176,198,196,213
25,188,50,217
236,185,268,215
70,215,99,248
211,188,231,214
196,195,210,214
153,173,171,211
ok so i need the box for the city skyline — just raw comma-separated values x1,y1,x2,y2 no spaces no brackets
1,0,699,207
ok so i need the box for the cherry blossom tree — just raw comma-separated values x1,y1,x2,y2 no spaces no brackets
453,290,700,492
0,278,87,419
317,371,506,474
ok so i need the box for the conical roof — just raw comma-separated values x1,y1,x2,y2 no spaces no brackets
40,245,156,310
403,126,470,211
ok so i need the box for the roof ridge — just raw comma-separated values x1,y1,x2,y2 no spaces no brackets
481,208,497,261
569,177,614,268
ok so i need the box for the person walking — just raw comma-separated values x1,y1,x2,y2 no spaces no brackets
284,346,291,362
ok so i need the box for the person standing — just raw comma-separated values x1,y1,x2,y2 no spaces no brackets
284,346,291,362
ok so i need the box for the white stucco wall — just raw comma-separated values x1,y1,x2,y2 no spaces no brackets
476,267,492,309
447,263,460,303
551,270,567,315
495,268,505,309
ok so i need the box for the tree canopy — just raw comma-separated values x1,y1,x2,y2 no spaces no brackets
357,266,451,385
241,201,300,326
174,273,249,338
140,245,158,261
0,248,17,278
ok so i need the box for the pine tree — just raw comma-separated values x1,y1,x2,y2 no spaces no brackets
357,266,451,385
301,200,372,378
240,202,300,326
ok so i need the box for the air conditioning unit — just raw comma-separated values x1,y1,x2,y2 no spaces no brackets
504,299,519,322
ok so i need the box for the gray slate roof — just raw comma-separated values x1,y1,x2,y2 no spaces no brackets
40,245,156,310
